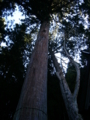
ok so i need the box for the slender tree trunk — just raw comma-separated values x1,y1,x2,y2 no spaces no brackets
50,47,83,120
13,21,49,120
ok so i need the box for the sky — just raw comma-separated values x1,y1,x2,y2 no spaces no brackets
4,5,25,29
7,10,24,24
1,5,25,47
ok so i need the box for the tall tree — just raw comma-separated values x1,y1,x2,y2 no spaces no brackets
13,21,49,120
1,0,89,120
10,1,72,120
11,0,84,120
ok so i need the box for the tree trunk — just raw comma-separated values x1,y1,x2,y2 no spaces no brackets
50,48,83,120
13,21,49,120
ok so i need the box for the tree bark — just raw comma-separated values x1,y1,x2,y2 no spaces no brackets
50,47,83,120
13,21,49,120
63,40,80,101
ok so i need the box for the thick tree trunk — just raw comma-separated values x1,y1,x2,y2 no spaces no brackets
13,21,49,120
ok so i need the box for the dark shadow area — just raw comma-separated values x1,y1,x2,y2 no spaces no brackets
47,72,69,120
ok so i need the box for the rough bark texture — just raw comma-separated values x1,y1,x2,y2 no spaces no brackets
13,21,49,120
50,48,83,120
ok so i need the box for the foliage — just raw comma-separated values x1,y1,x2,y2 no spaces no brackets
0,0,90,119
